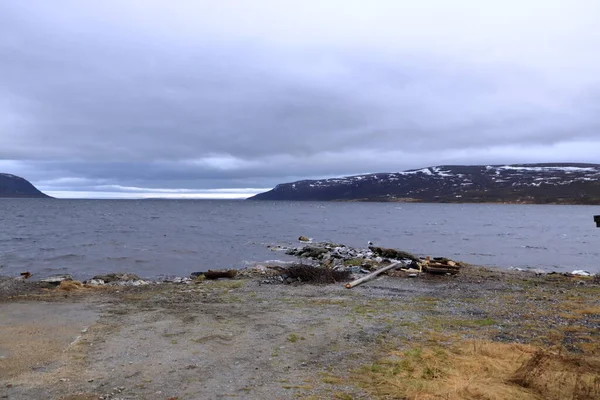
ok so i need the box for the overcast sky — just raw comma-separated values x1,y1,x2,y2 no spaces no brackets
1,0,599,198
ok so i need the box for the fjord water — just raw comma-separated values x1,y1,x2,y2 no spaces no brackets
1,199,598,279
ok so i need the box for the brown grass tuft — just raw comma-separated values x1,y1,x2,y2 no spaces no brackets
286,264,351,284
56,280,84,291
511,350,600,400
352,340,600,400
55,280,107,292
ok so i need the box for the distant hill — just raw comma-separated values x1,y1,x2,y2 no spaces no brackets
249,163,600,204
0,173,52,198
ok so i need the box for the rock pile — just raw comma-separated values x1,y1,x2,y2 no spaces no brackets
86,272,151,286
265,239,465,282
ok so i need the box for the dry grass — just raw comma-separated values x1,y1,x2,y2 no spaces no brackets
512,350,600,400
351,340,600,400
55,280,110,292
286,264,351,284
56,280,85,291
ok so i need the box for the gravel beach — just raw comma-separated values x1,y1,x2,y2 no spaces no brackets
1,265,599,400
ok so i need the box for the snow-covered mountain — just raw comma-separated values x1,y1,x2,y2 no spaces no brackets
0,173,51,198
249,163,600,204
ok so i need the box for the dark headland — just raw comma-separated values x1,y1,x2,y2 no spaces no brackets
0,173,52,198
249,163,600,204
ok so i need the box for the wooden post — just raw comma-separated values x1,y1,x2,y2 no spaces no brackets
345,263,399,289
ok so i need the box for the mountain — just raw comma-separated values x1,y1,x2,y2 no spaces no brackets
249,163,600,204
0,173,52,198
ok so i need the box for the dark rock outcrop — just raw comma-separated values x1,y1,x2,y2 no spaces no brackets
249,163,600,204
91,272,141,283
0,173,51,198
369,246,419,262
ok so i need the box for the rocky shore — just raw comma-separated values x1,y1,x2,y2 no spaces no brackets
9,239,593,293
1,241,599,400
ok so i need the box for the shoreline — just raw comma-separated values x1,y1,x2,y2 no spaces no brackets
1,262,598,400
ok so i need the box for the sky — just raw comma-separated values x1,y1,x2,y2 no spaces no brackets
1,0,599,199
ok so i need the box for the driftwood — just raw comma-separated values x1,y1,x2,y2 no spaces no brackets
423,264,461,275
345,263,399,289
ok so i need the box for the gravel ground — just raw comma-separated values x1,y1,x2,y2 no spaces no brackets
1,266,598,400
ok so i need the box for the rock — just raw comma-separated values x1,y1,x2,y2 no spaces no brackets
92,272,141,283
530,268,547,275
20,271,31,279
162,276,192,283
571,270,591,276
369,246,419,262
298,236,311,242
86,279,105,285
41,274,73,284
287,246,329,259
116,280,150,286
190,272,204,278
345,266,362,274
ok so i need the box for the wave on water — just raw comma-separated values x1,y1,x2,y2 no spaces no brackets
46,254,85,261
104,256,129,261
242,259,297,268
1,200,598,277
171,249,199,254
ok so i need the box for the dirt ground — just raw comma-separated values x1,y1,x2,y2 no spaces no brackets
1,267,599,400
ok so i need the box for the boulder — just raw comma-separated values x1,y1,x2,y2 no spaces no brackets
286,246,330,259
298,236,311,242
300,247,330,259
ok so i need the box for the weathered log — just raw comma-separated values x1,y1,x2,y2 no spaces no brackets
345,263,399,289
423,263,461,275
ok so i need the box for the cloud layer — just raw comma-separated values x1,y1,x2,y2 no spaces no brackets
2,0,599,197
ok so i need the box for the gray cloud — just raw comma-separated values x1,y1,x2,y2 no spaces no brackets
1,0,600,197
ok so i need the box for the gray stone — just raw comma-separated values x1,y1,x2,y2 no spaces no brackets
40,274,73,284
571,270,591,276
92,272,141,283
